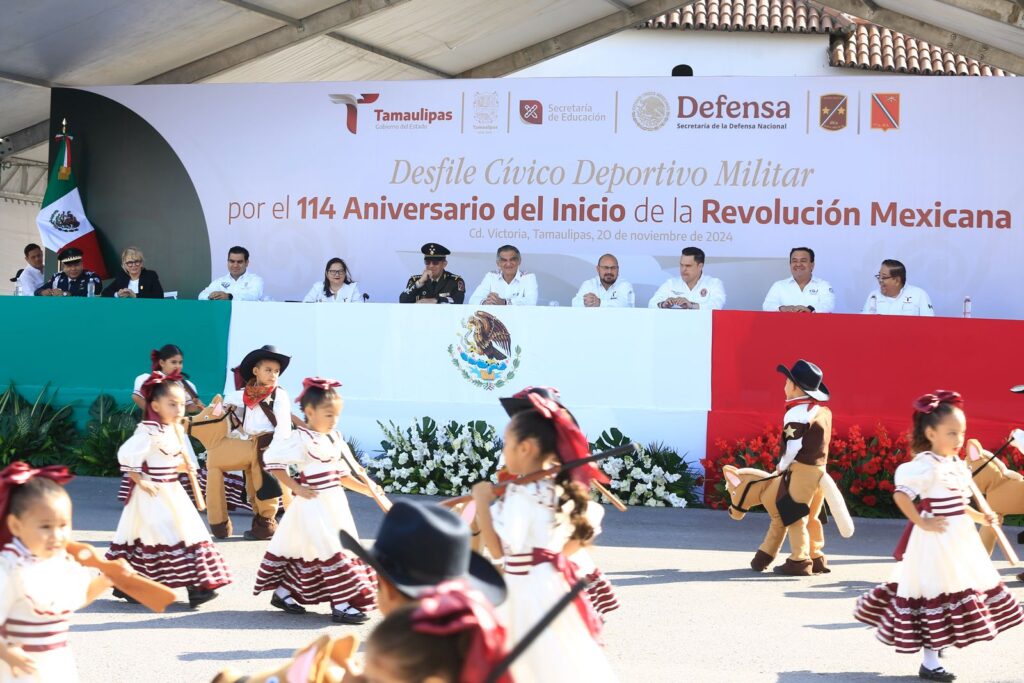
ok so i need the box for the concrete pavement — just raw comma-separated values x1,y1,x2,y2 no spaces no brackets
65,477,1024,683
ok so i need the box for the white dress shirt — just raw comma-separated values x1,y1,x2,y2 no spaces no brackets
468,270,538,306
571,277,635,308
16,266,43,296
762,276,835,313
862,284,935,317
302,281,363,303
226,386,293,441
648,275,726,310
198,271,265,301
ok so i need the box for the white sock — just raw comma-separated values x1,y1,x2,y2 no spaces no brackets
274,587,296,604
922,648,940,670
332,601,357,613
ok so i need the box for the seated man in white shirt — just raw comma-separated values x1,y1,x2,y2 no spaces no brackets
862,259,934,316
198,245,265,301
571,253,634,308
15,243,44,296
648,246,726,310
467,244,538,306
762,247,835,313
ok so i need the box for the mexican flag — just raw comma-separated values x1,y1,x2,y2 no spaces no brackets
34,130,108,277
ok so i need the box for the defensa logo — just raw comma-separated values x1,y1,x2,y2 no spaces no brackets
677,94,791,119
328,93,381,134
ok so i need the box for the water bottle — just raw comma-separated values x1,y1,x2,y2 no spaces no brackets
87,280,95,298
963,296,971,319
867,295,877,314
12,282,21,297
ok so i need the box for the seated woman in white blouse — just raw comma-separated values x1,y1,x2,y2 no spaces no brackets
862,259,935,316
302,257,363,303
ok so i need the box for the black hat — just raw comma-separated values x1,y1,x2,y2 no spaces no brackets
339,499,506,606
421,243,451,261
231,345,291,390
56,247,83,264
499,386,563,417
777,360,829,401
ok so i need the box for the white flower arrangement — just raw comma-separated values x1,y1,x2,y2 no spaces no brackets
360,419,700,508
363,417,503,496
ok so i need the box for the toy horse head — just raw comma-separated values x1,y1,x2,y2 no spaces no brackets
722,464,773,521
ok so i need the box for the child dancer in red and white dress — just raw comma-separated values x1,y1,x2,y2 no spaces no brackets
118,345,206,506
252,378,379,624
0,463,118,682
854,391,1024,682
473,392,619,683
107,372,231,608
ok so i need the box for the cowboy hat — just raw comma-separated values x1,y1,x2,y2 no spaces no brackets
777,359,830,401
232,345,291,390
339,500,506,606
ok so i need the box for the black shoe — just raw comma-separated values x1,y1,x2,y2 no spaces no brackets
271,593,306,615
331,606,369,625
919,665,956,682
187,587,219,609
112,588,139,604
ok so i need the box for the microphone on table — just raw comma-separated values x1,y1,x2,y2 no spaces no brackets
362,293,370,302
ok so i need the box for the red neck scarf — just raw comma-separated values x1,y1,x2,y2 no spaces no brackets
411,580,511,683
785,396,821,409
0,463,74,547
525,393,609,487
243,380,276,409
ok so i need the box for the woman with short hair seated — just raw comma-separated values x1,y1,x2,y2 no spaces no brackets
102,246,164,298
302,258,362,303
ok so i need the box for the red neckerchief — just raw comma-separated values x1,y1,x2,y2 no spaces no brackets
785,397,821,410
243,380,275,409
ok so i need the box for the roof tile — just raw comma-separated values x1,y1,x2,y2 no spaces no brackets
641,0,1013,76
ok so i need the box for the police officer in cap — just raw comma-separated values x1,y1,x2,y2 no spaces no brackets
399,243,465,304
34,247,102,297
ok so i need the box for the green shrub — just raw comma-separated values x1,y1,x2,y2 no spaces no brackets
0,383,78,467
73,394,140,476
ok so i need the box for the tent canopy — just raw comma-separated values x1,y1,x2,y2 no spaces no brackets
2,0,1022,157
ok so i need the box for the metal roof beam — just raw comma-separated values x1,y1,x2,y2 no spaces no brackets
931,0,1024,26
143,0,412,84
821,0,1024,74
325,33,455,78
216,0,305,28
0,71,56,89
457,0,697,78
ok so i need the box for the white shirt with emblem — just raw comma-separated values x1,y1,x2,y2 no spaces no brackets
862,284,935,316
762,276,835,313
198,271,265,301
571,277,635,308
468,270,538,306
648,275,726,310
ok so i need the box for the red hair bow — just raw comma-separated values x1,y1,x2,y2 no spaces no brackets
139,371,184,422
295,377,342,404
0,462,74,546
912,390,963,415
525,393,609,487
149,349,162,371
411,581,511,683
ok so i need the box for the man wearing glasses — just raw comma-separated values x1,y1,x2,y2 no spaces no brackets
571,253,634,308
198,246,265,301
399,243,465,304
862,259,934,316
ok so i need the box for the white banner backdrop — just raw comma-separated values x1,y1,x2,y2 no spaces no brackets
225,303,712,461
90,77,1023,318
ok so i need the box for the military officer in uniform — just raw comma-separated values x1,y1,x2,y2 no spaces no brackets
34,247,102,297
399,243,465,304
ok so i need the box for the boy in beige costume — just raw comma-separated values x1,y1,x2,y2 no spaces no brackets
752,360,833,576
